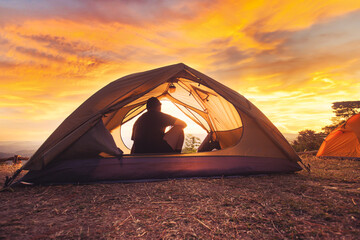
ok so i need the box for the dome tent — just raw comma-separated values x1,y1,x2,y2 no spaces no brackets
317,113,360,159
6,63,303,187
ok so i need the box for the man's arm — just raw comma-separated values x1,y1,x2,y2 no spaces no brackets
161,112,187,129
131,123,137,140
174,119,187,128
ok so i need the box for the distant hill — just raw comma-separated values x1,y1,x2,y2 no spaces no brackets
0,152,12,158
283,133,298,142
0,141,41,158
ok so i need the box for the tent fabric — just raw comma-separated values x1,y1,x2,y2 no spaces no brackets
20,156,302,185
24,64,184,170
15,63,302,185
56,120,123,160
317,114,360,158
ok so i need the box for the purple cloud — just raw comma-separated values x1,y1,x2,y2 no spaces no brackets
0,0,215,26
0,60,17,69
21,34,95,55
211,46,251,66
0,36,9,45
15,46,66,62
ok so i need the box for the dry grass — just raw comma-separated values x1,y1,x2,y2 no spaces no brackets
0,156,359,239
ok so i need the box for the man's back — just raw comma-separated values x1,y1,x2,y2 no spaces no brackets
131,111,176,153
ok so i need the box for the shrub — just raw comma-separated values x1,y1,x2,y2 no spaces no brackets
291,129,325,152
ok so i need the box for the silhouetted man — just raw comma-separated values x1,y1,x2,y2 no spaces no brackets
131,97,187,154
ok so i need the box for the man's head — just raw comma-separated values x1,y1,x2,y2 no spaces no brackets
146,97,161,112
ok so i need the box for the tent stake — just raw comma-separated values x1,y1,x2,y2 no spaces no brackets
299,161,311,172
2,167,23,189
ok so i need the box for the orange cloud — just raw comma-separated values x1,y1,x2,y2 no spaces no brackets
1,0,360,141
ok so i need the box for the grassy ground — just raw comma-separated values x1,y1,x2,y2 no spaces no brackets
0,155,359,239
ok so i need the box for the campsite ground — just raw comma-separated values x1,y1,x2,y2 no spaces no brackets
1,155,359,239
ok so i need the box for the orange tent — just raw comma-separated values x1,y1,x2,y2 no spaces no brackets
317,114,360,158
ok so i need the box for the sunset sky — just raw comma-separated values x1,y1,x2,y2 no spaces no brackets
1,0,360,142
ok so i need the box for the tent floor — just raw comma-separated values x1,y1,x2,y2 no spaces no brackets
18,155,302,185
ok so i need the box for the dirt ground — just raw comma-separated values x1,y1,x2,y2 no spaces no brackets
0,155,359,239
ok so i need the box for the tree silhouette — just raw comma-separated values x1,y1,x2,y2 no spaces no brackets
322,101,360,134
